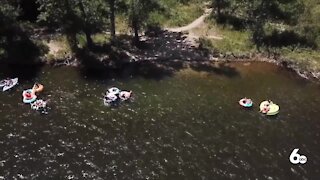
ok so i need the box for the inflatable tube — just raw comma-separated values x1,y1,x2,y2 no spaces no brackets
106,93,118,101
31,99,47,111
22,89,37,104
2,78,18,92
260,100,279,115
119,91,132,101
266,104,280,116
107,87,120,95
0,80,6,87
103,98,112,106
239,98,253,108
33,84,44,93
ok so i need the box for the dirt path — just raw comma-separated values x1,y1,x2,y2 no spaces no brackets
47,41,62,55
166,8,222,46
167,8,213,32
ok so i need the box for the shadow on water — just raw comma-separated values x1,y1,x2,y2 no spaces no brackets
79,60,183,81
0,63,43,81
190,62,240,78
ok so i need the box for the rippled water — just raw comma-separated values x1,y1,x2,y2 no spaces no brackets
0,62,319,179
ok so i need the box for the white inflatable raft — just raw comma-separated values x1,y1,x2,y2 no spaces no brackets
2,78,18,92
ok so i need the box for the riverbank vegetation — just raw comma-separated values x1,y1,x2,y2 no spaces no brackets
0,0,319,78
208,0,320,72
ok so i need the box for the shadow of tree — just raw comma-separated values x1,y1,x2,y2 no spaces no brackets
0,63,43,81
214,14,250,30
70,29,240,81
190,62,240,78
262,30,317,49
1,25,47,65
79,59,183,81
123,30,211,62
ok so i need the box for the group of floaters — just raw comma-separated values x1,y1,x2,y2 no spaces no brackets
1,78,279,115
103,87,133,106
22,83,48,112
239,97,280,115
1,78,48,112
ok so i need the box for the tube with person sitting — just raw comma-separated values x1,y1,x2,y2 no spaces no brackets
119,90,132,101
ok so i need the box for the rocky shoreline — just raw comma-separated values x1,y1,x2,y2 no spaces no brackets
42,49,320,83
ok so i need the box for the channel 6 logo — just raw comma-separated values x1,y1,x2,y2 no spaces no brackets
289,149,307,164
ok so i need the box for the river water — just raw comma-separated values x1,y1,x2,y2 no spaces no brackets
0,62,319,179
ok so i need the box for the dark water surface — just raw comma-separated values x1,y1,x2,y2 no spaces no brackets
0,62,319,179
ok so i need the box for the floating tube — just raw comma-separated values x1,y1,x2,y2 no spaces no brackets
119,91,132,101
2,78,18,92
33,83,44,93
22,89,37,104
266,104,280,116
106,92,118,101
31,99,47,111
0,80,6,87
107,87,120,95
239,98,253,108
103,98,112,106
259,100,279,115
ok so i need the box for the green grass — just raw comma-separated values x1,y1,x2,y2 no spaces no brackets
281,48,320,71
213,28,254,54
204,21,255,54
204,19,320,73
115,14,130,34
164,3,204,27
145,0,205,28
92,33,110,45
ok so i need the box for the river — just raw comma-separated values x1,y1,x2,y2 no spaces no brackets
0,62,319,179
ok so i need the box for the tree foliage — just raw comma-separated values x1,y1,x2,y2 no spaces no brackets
211,0,317,50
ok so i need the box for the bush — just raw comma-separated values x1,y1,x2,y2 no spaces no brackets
198,37,214,50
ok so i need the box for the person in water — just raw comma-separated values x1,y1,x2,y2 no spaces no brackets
33,83,39,89
262,106,270,113
119,91,132,101
104,92,118,102
5,79,13,86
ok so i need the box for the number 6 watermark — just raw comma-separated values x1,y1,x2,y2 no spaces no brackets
289,149,307,164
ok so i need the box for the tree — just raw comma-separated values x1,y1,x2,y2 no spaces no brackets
127,0,161,44
37,0,107,49
227,0,304,50
212,0,230,18
106,0,118,42
0,0,20,46
296,0,320,48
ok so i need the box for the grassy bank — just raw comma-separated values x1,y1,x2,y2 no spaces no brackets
280,48,320,72
198,18,320,73
163,2,204,27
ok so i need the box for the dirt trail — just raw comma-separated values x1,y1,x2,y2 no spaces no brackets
47,41,62,55
167,8,213,32
166,8,222,45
